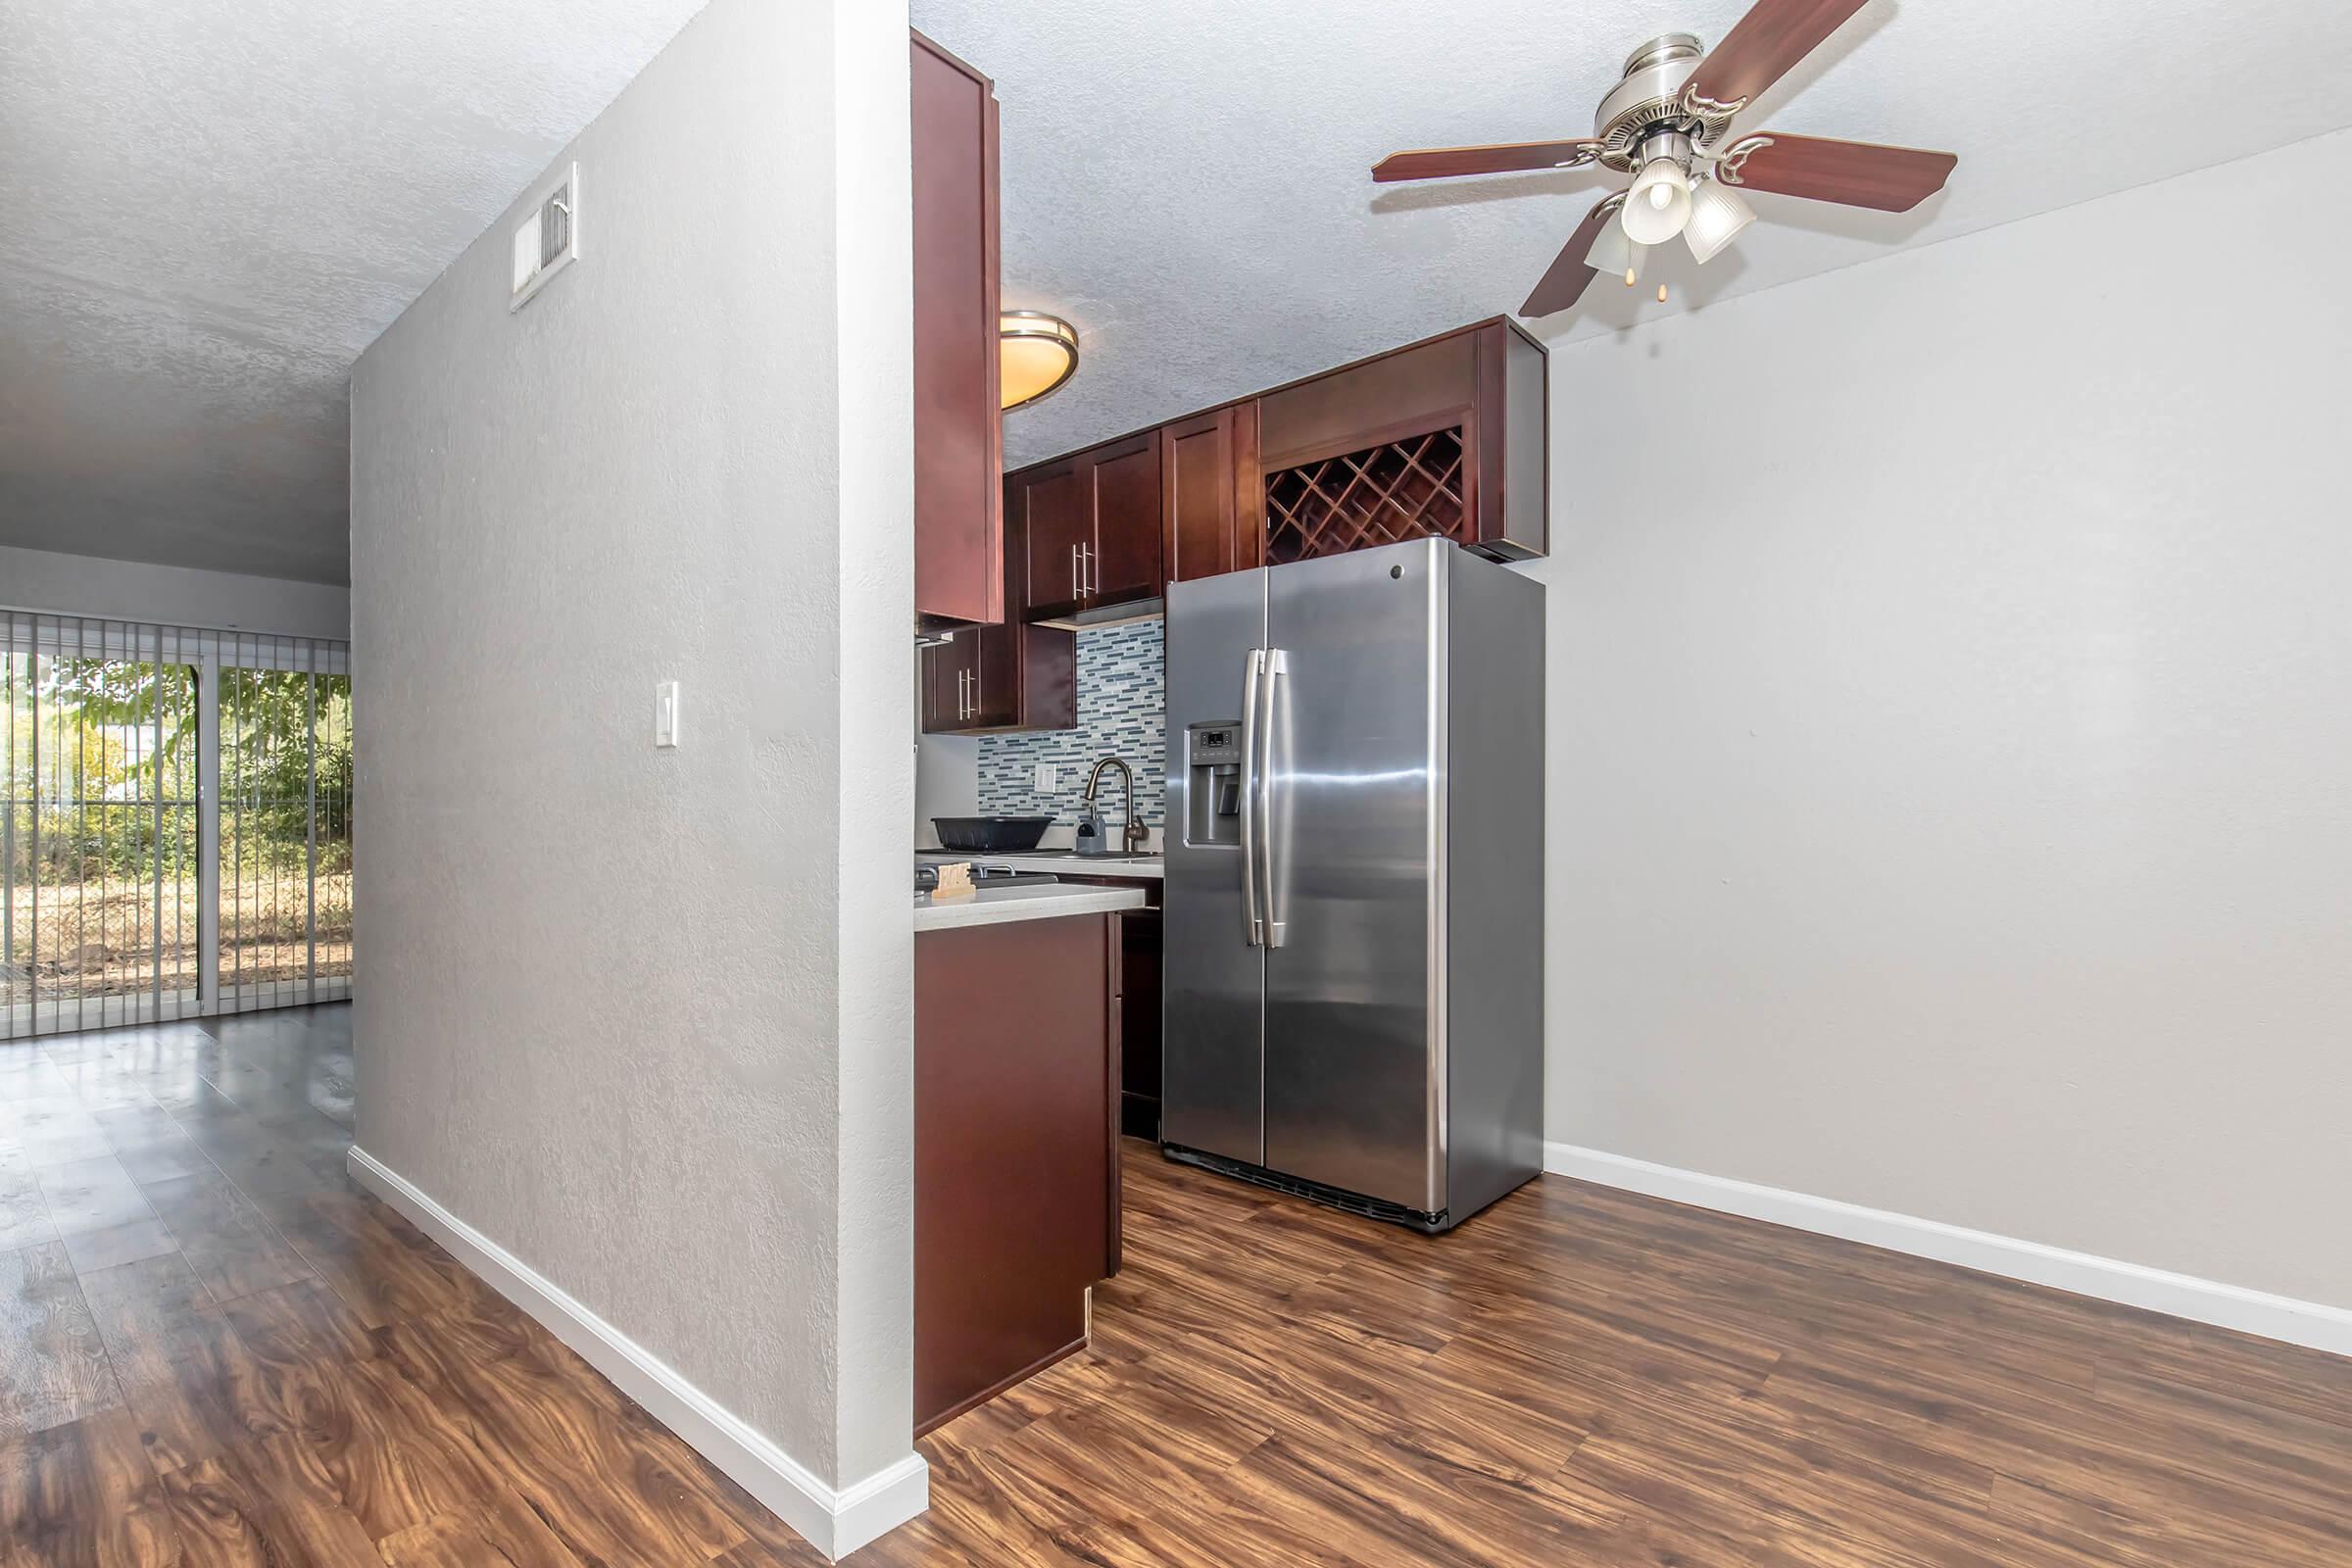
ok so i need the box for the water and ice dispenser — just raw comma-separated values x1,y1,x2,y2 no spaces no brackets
1184,720,1244,847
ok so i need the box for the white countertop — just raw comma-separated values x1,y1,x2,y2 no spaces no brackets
917,850,1164,881
913,880,1148,933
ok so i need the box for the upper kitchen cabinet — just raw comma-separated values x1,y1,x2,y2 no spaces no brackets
1258,318,1547,565
920,619,1075,734
1011,431,1163,625
911,31,1003,629
1161,403,1262,586
923,458,1078,735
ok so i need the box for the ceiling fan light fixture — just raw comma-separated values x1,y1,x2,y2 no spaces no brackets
1583,211,1647,283
1622,142,1693,245
1000,311,1079,411
1683,176,1756,265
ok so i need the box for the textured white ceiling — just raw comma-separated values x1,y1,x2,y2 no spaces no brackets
0,0,708,584
13,2,2352,583
912,0,2352,469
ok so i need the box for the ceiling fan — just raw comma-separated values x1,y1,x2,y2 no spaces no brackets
1372,0,1956,318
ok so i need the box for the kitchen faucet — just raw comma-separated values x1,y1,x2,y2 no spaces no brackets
1083,756,1151,855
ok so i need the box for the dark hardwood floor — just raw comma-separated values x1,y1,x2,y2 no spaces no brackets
9,1006,2352,1566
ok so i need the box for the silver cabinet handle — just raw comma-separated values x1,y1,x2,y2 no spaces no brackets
1259,648,1287,949
1238,648,1265,946
1069,544,1080,600
1082,542,1095,596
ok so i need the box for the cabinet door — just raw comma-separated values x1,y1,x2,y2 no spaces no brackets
910,32,1003,626
965,623,1023,729
1160,403,1260,585
1084,433,1163,606
923,631,984,732
1012,462,1088,612
1258,329,1477,472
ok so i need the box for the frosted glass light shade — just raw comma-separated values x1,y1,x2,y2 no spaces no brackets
1582,212,1648,279
1622,159,1692,245
1001,312,1079,410
1683,178,1755,265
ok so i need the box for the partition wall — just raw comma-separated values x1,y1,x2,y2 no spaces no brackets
1,612,353,1039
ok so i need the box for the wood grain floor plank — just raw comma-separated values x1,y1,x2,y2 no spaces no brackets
76,1252,276,1475
370,1315,742,1566
0,1244,121,1440
140,1176,315,1306
0,1407,182,1567
259,1194,487,1331
21,1011,2352,1568
158,1441,381,1568
0,1173,58,1257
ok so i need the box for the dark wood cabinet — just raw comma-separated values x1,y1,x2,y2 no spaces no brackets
1010,461,1088,610
920,619,1073,733
923,439,1081,735
923,625,982,728
1258,317,1547,564
915,912,1118,1434
1002,317,1547,605
910,31,1004,630
1086,433,1162,606
1160,402,1261,585
1011,432,1163,622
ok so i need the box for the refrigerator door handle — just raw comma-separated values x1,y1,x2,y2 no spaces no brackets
1260,647,1289,949
1238,648,1265,947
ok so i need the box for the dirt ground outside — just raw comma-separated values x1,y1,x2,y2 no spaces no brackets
1,873,352,1005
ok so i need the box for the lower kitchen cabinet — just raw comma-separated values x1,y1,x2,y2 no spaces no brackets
919,620,1074,734
915,912,1120,1435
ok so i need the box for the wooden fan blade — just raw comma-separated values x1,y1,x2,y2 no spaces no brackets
1717,132,1955,211
1373,138,1604,183
1683,0,1869,113
1521,194,1625,318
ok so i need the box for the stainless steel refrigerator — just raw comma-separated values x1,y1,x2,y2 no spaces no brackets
1161,536,1544,1232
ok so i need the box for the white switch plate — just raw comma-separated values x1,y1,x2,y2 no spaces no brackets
1034,762,1057,791
655,681,680,748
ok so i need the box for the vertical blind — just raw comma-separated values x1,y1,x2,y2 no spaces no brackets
2,612,353,1040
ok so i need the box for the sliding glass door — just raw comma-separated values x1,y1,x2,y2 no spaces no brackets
2,613,352,1039
217,637,355,1012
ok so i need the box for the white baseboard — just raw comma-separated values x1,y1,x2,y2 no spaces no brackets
347,1146,926,1560
1543,1141,2352,1360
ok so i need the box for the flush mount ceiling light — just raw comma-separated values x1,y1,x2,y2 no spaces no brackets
1001,311,1079,411
1369,0,1958,317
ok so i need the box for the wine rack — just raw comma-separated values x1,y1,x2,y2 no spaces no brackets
1262,425,1469,565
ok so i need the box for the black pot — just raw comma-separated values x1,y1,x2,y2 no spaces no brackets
931,815,1054,853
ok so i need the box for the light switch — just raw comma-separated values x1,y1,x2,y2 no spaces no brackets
1034,762,1057,792
655,681,680,748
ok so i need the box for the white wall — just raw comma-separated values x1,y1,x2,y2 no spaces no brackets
0,543,349,638
1524,126,2352,1312
349,0,914,1541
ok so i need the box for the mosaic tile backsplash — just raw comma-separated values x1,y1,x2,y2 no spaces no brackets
979,618,1164,828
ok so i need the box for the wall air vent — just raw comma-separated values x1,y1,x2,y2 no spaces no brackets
510,163,580,312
